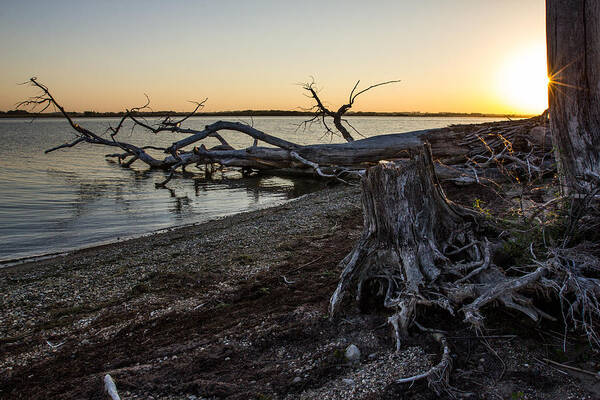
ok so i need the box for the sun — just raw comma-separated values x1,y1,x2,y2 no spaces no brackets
497,45,549,114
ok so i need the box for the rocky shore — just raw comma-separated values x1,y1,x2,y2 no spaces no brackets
1,185,597,399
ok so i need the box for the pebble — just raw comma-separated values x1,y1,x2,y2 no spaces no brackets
293,377,302,383
345,344,361,363
342,378,355,386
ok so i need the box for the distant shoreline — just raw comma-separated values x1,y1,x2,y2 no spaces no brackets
0,110,534,119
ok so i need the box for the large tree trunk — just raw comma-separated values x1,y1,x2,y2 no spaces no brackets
547,0,600,192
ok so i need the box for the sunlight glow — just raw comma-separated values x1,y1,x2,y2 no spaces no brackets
497,45,549,114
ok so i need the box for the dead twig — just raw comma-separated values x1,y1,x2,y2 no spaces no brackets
300,78,400,142
540,357,600,379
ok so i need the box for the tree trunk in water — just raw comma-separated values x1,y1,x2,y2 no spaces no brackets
547,0,600,192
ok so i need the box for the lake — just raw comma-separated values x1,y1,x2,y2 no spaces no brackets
0,116,505,264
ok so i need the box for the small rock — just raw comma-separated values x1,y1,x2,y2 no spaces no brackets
342,378,355,386
225,357,231,361
345,344,361,362
368,353,377,360
292,377,302,383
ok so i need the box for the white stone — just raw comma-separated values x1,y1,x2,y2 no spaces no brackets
345,344,361,362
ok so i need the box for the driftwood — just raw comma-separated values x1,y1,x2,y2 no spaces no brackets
104,374,121,400
21,78,551,188
300,78,402,142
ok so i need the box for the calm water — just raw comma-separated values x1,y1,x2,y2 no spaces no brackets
0,116,504,263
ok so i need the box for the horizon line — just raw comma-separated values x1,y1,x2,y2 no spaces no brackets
0,109,538,118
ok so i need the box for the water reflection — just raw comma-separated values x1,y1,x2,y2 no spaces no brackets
48,166,324,222
165,187,192,218
1,162,324,262
0,116,504,262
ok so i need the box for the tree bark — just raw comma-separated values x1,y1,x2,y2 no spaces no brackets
329,147,485,328
327,145,563,392
547,0,600,192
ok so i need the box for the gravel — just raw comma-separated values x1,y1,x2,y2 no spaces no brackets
287,347,432,400
0,185,362,373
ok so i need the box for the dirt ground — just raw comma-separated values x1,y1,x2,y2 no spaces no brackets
1,184,600,400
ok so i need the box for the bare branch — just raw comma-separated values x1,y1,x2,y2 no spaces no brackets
21,78,163,167
349,79,401,104
45,137,85,154
301,79,401,142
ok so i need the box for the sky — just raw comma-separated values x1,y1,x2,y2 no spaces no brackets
0,0,547,114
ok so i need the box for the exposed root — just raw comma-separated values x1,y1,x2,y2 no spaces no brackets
542,244,600,347
330,145,495,329
396,333,452,395
330,144,600,396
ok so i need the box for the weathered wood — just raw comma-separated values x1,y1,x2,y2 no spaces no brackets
547,0,600,191
23,78,550,186
142,117,548,187
328,146,494,391
327,145,600,393
330,146,486,330
104,374,121,400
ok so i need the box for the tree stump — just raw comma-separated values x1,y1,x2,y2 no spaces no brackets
328,145,562,391
328,144,600,392
331,145,482,333
331,145,555,342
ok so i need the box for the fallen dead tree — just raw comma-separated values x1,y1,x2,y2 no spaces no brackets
21,78,551,187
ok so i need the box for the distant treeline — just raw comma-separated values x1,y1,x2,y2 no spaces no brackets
0,109,534,119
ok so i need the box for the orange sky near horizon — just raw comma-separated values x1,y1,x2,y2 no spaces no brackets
0,1,548,115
